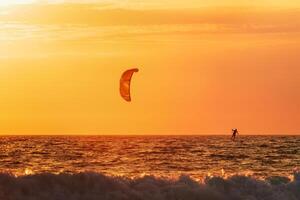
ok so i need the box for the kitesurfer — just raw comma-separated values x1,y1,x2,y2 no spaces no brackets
231,128,238,141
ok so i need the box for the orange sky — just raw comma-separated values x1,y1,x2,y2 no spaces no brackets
0,1,299,135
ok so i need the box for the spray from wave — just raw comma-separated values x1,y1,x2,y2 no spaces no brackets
0,172,299,200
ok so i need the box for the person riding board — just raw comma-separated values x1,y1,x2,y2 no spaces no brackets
231,128,239,141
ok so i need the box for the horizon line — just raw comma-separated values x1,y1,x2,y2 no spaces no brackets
0,134,299,137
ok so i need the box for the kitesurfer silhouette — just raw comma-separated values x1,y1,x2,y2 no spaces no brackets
231,128,238,141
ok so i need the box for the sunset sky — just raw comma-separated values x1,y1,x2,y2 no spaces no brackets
0,0,299,135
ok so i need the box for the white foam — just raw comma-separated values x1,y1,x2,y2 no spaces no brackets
0,172,299,200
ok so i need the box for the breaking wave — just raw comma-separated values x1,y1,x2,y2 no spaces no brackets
0,172,299,200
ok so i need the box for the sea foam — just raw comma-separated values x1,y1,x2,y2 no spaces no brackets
0,172,299,200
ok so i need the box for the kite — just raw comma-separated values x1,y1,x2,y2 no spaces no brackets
120,68,139,102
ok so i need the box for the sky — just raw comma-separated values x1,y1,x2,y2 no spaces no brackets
0,0,299,135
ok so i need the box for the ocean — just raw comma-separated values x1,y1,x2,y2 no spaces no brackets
0,135,299,200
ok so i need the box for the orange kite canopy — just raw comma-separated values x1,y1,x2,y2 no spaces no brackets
120,68,139,102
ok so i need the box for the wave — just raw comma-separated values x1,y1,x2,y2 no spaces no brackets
0,172,299,200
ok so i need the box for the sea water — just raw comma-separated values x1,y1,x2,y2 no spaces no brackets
0,135,299,200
